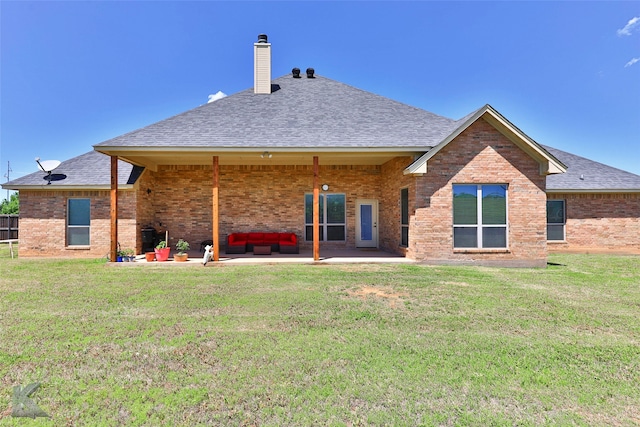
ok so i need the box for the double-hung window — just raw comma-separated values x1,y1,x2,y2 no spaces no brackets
453,184,507,248
305,193,346,241
546,200,565,241
67,198,90,246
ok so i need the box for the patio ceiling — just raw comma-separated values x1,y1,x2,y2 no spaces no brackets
95,148,424,170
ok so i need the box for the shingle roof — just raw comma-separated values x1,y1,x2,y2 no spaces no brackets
2,151,141,189
95,74,458,150
545,145,640,191
5,73,639,193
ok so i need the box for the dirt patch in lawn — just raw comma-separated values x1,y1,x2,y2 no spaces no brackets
346,285,408,309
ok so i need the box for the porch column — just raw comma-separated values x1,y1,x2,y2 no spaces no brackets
110,155,118,263
313,156,320,261
212,156,220,262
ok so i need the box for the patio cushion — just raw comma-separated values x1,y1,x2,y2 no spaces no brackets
263,232,281,252
279,233,297,245
263,233,280,244
279,233,299,254
226,233,248,254
247,232,264,244
228,233,248,244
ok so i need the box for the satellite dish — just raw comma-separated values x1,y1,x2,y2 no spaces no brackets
35,157,61,185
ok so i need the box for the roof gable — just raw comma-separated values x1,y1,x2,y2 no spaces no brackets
404,104,567,176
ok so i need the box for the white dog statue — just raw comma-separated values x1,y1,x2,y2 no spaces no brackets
202,245,213,266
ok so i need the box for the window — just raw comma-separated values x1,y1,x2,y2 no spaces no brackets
305,193,346,241
400,188,409,247
67,198,90,246
453,184,507,248
546,200,565,241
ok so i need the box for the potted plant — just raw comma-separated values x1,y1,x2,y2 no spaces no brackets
174,239,190,262
123,248,135,262
154,240,171,262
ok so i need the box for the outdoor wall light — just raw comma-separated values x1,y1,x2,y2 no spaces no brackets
261,151,272,159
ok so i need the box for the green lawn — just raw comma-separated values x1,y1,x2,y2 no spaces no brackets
1,254,639,426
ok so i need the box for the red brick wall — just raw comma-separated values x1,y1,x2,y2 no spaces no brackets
16,164,386,257
18,189,137,258
146,164,382,251
379,156,415,255
408,118,548,267
547,192,640,253
135,170,156,252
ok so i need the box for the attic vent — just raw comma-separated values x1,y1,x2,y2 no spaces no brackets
257,34,268,43
306,67,315,78
292,68,301,78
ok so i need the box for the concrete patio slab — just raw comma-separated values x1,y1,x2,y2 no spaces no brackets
123,248,413,266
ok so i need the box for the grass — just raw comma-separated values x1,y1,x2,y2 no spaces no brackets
0,253,639,426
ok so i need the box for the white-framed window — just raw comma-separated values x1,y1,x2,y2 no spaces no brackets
305,193,346,241
400,188,409,247
67,198,90,246
546,199,565,241
453,184,508,249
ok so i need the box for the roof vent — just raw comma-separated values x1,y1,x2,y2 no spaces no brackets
292,68,301,78
306,67,315,78
257,34,268,43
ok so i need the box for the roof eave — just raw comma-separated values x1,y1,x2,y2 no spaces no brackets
546,188,640,194
94,146,426,154
1,184,136,191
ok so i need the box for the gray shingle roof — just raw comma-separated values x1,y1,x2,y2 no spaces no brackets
2,151,141,189
5,72,639,193
95,74,458,150
545,145,640,191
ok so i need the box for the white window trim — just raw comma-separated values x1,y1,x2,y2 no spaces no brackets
453,184,509,249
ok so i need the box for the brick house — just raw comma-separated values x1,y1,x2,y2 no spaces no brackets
4,35,640,266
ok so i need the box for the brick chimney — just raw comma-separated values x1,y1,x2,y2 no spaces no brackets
254,34,271,94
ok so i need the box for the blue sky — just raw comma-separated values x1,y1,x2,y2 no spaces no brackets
1,1,639,191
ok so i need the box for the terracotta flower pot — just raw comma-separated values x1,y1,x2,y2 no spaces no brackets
174,253,188,262
145,252,156,262
154,247,171,262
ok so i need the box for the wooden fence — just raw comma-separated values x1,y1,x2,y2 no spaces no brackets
0,214,18,240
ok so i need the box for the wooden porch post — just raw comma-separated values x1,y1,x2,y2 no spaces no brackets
313,156,320,261
212,156,220,262
110,155,118,263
